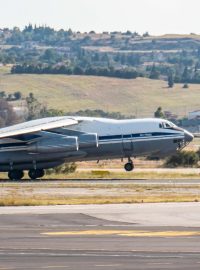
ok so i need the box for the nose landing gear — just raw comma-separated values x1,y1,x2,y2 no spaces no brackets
124,158,134,172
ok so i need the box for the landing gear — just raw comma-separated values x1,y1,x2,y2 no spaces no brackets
124,159,134,172
28,169,45,180
8,170,24,181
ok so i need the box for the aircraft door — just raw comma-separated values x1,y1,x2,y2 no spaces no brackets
122,134,133,156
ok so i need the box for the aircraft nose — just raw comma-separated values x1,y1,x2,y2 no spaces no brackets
184,130,194,142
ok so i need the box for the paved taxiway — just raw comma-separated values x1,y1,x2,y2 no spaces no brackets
2,178,200,185
0,203,200,269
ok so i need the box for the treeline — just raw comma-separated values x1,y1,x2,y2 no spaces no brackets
67,109,134,119
174,66,200,84
2,24,148,46
146,64,200,86
5,25,73,46
11,64,140,79
43,108,134,120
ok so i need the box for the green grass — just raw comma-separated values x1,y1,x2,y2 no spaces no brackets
1,67,200,117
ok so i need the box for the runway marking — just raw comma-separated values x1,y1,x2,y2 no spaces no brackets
41,230,200,237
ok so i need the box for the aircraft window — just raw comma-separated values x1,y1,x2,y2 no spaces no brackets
159,121,177,130
160,122,174,129
165,123,171,128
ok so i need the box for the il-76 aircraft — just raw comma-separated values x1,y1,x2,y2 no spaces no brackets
0,116,194,180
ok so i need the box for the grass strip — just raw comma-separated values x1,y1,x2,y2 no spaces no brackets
0,195,199,206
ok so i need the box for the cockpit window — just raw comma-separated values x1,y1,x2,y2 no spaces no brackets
159,122,176,129
164,123,171,128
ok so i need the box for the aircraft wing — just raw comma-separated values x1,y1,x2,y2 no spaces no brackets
0,117,78,139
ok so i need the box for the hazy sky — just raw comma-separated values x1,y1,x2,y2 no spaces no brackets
0,0,199,35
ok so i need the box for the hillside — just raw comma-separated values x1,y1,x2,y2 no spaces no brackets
0,68,200,117
1,26,200,86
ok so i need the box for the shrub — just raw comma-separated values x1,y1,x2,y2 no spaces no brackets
183,84,189,89
46,163,77,175
165,151,199,168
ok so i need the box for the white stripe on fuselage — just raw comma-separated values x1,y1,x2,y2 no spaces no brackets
70,117,183,139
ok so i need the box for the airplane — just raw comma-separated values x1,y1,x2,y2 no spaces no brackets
0,116,194,180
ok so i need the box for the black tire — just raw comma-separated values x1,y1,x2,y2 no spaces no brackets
124,162,134,172
28,169,37,180
37,169,45,178
28,169,45,180
8,170,24,180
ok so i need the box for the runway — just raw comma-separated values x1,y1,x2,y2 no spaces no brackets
0,203,200,269
2,178,200,185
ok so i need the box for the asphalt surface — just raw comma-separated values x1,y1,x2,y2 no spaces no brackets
2,178,200,185
0,204,200,269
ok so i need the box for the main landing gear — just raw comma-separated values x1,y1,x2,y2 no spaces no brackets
8,169,45,180
28,169,45,180
8,170,24,181
124,158,134,172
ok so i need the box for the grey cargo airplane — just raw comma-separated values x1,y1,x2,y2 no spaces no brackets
0,116,194,180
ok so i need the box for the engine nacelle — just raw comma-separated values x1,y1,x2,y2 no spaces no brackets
78,133,98,149
27,136,78,153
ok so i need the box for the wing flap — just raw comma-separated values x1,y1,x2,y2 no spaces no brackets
0,117,78,139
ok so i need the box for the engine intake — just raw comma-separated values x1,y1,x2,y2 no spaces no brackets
78,133,98,148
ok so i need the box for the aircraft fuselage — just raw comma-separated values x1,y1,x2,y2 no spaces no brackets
0,117,193,175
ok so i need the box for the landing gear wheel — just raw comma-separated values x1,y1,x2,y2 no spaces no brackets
124,162,134,172
37,169,45,178
8,170,24,181
28,169,45,180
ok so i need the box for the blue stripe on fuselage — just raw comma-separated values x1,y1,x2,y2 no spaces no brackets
99,132,182,141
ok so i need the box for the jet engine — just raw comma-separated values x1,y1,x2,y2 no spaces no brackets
27,136,78,153
78,133,98,148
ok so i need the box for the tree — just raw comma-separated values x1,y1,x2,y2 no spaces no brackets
7,94,13,101
197,47,200,59
0,91,6,99
26,93,45,120
73,66,84,75
14,91,22,100
183,83,189,89
168,73,174,88
68,28,73,35
182,66,190,83
154,107,165,118
149,65,160,79
143,32,150,37
0,99,18,127
24,24,33,33
41,49,59,63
